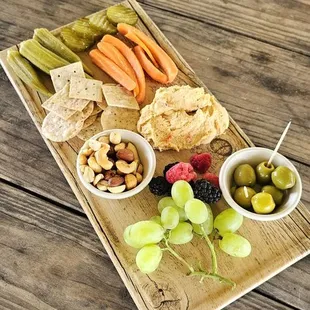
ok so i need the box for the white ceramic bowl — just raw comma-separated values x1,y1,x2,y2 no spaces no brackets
219,147,302,221
77,129,156,199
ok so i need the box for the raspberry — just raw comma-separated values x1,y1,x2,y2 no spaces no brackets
163,162,179,177
203,172,219,188
190,153,212,174
166,162,197,184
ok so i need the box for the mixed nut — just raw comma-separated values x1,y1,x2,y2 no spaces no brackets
79,131,144,194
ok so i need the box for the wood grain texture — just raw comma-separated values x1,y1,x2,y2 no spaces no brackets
2,181,307,310
0,0,308,307
139,0,310,56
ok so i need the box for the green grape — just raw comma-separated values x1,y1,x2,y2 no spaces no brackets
136,244,163,273
171,180,194,208
150,215,162,225
161,206,179,229
192,203,214,235
123,221,165,249
219,233,251,258
214,209,243,236
158,196,188,221
184,198,209,224
158,197,177,213
169,222,193,245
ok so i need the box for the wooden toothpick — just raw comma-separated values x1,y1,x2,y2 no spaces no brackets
267,120,292,167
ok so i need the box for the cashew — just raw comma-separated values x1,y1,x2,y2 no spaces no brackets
88,157,102,173
116,160,138,174
114,142,126,152
79,154,87,165
82,148,93,157
137,163,144,175
93,173,104,186
89,139,102,151
125,174,137,190
97,180,108,191
95,145,113,170
126,142,139,163
109,132,121,144
80,165,88,173
107,185,126,193
98,136,110,144
83,166,95,183
135,172,143,184
116,169,125,176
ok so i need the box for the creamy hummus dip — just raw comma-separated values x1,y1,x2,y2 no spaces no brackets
137,85,229,151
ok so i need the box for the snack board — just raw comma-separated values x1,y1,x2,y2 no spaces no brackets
1,0,309,309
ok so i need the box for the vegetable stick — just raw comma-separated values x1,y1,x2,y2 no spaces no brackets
124,31,159,68
102,35,145,103
133,46,168,84
97,41,139,96
89,49,136,91
117,23,178,83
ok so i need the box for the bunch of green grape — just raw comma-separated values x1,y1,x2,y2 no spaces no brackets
124,180,251,284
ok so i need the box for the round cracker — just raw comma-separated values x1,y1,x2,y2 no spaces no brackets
81,102,94,120
101,106,140,132
42,111,84,142
82,114,98,129
77,116,103,141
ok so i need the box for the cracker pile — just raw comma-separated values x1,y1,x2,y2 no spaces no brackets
41,62,140,142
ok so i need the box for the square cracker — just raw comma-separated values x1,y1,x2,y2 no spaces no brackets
47,83,90,111
101,106,140,132
69,76,103,102
102,84,139,110
50,62,84,92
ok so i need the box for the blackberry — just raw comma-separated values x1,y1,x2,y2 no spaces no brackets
149,176,172,196
192,179,221,203
163,162,179,176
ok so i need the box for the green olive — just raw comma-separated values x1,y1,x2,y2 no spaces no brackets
251,192,276,214
262,185,284,205
255,161,275,184
230,185,237,196
233,164,256,187
234,186,256,208
271,166,296,190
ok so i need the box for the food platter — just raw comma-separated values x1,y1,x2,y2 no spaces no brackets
0,0,309,309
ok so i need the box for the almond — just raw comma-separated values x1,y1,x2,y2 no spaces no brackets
108,175,125,187
104,170,116,180
117,149,134,162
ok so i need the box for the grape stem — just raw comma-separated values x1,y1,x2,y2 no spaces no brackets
164,238,195,273
200,225,218,274
190,271,236,288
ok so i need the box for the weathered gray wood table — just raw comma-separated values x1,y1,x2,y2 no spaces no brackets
0,0,309,309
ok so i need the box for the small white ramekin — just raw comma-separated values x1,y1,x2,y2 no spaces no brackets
77,129,156,199
219,147,302,221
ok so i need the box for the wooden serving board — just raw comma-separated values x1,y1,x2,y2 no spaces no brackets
0,1,309,309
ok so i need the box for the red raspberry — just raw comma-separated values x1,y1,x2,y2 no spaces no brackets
203,173,219,188
166,162,197,184
190,153,212,174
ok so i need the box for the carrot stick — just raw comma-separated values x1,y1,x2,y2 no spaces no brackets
97,41,139,96
117,23,178,83
102,35,146,103
133,46,168,84
124,31,159,68
89,49,136,91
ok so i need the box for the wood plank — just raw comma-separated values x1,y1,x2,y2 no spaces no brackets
135,3,310,166
0,181,306,310
139,0,310,56
0,0,309,309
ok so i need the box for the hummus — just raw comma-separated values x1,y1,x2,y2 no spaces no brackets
137,85,229,151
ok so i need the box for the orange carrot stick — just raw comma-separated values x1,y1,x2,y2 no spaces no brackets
124,31,159,68
117,23,178,83
133,46,168,84
89,49,136,91
102,35,145,103
97,41,139,96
